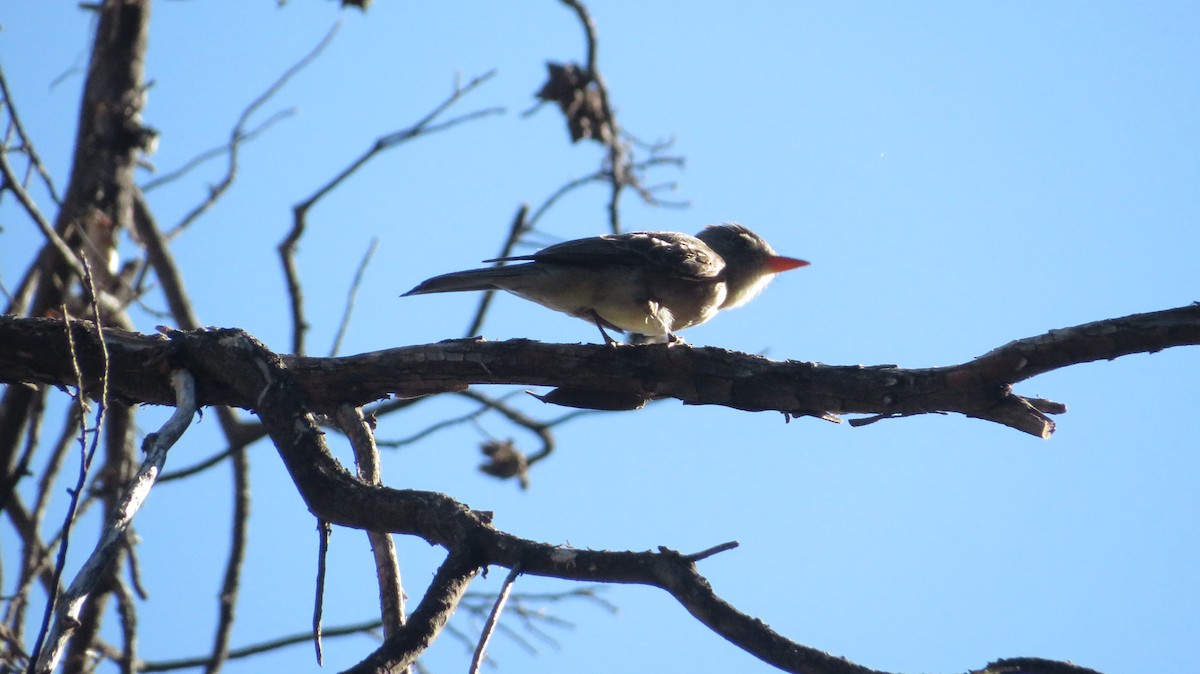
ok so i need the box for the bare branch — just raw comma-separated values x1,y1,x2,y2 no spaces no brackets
4,305,1199,439
155,444,238,483
112,575,138,674
134,619,385,672
131,191,200,330
163,23,339,239
0,64,63,205
26,287,111,672
468,565,520,674
329,238,378,357
313,519,332,666
343,547,481,674
465,205,530,339
282,70,503,355
377,394,502,449
142,107,296,194
0,382,45,515
31,369,195,673
685,541,739,563
203,444,250,674
152,327,1134,672
0,145,86,283
335,405,406,639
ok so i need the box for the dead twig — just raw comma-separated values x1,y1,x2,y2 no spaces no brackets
329,237,379,357
31,366,195,673
335,405,406,640
27,262,112,672
203,444,250,674
164,23,339,239
468,565,521,674
312,519,332,666
282,70,503,355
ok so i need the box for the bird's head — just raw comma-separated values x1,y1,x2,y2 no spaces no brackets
695,223,809,309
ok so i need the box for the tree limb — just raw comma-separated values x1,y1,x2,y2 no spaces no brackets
3,299,1159,673
2,305,1196,438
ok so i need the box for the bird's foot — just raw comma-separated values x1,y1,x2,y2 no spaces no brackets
625,332,677,346
589,312,621,347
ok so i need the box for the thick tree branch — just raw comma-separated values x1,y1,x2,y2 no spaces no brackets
2,305,1197,438
342,546,481,674
3,310,1164,672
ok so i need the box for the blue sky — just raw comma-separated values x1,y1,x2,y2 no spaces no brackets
2,3,1198,673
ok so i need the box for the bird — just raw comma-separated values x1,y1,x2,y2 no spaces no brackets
401,223,809,345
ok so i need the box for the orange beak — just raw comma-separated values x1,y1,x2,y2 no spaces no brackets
765,255,810,273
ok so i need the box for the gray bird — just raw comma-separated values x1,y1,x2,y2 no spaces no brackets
402,223,809,344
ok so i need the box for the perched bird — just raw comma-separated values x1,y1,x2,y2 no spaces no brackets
402,223,809,344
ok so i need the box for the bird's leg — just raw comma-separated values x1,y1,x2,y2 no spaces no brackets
588,310,621,347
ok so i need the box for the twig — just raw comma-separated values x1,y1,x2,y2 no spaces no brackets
123,533,149,600
312,520,332,666
204,444,250,674
142,108,296,193
131,191,201,330
0,64,63,205
30,368,195,673
558,0,626,231
460,389,593,467
112,575,138,674
134,619,386,672
25,406,84,599
0,381,45,513
158,424,268,484
0,144,85,282
164,23,339,239
377,397,499,449
27,264,111,672
156,446,235,482
524,155,687,236
1,497,57,653
342,546,482,673
684,540,739,563
468,565,520,674
329,237,378,357
282,70,503,355
465,205,529,338
64,397,135,670
526,171,604,231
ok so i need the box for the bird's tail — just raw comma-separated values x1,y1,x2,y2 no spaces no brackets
401,264,537,296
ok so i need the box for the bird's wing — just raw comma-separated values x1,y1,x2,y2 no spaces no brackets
486,231,724,280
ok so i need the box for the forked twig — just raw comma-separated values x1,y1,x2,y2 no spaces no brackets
0,64,63,205
282,70,503,355
164,23,340,239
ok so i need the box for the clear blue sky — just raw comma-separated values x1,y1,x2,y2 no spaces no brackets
2,3,1198,673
